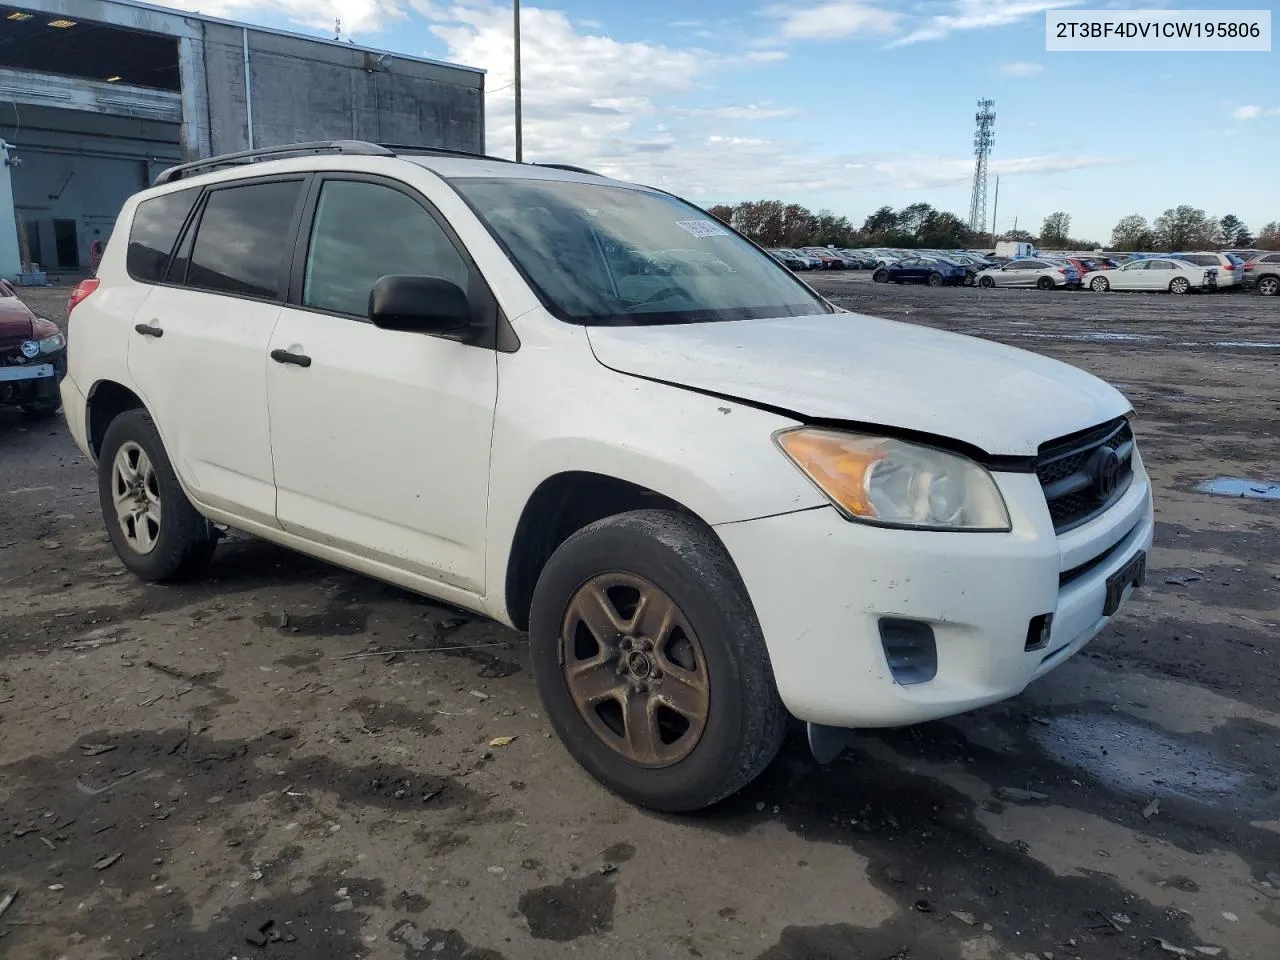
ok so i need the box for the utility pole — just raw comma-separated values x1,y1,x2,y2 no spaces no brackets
513,0,523,162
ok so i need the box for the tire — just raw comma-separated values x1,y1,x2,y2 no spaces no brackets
1036,276,1055,290
1257,276,1280,297
1169,277,1190,295
978,276,995,289
927,272,943,287
528,509,787,812
97,409,217,582
872,269,889,283
1091,276,1110,293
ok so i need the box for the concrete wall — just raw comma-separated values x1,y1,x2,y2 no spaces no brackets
199,23,484,157
2,104,180,269
1,0,485,278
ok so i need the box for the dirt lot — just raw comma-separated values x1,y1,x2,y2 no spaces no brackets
2,279,1278,960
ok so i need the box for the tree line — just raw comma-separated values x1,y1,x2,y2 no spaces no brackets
705,200,1279,252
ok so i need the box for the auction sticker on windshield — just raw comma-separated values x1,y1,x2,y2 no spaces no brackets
674,220,730,238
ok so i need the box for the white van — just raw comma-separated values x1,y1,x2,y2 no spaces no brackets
995,240,1037,258
60,141,1153,811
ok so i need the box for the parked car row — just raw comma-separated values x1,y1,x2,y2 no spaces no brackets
855,247,1279,295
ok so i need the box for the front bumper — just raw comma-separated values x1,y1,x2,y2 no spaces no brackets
715,462,1154,728
0,351,65,407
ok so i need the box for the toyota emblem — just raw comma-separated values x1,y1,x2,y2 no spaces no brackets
1091,448,1121,501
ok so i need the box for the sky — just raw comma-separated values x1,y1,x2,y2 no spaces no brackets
155,0,1277,242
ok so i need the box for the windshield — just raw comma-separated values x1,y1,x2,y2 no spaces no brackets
450,178,831,326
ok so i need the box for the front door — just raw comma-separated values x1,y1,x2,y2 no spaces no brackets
127,177,307,527
266,176,498,594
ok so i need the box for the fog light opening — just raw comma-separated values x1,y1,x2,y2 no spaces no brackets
878,618,937,685
1025,613,1054,652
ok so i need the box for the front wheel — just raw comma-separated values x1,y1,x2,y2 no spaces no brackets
1257,276,1280,297
97,409,217,582
926,272,944,287
872,269,889,283
978,276,995,288
1169,277,1191,295
1037,276,1055,290
529,510,786,812
1091,276,1110,292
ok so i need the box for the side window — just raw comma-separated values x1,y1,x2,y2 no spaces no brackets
127,188,199,284
186,180,304,300
1125,261,1149,271
1265,254,1280,264
303,180,468,317
1150,261,1174,271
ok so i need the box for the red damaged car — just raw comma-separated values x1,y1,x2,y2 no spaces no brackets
1,280,66,416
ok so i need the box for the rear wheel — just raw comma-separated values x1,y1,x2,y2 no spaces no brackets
978,275,995,289
1036,276,1055,290
1091,276,1110,293
872,269,889,283
1257,276,1280,297
529,510,786,812
1169,277,1191,295
98,409,217,582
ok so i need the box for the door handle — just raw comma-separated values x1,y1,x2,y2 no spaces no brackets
270,348,311,368
134,323,163,338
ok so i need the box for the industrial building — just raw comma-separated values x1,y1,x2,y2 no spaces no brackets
1,0,485,281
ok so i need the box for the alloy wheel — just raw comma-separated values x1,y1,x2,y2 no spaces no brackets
111,441,162,554
560,573,710,767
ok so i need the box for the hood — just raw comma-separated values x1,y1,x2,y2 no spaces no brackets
586,312,1131,457
0,296,37,346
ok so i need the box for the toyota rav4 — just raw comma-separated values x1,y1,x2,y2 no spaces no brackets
60,141,1153,811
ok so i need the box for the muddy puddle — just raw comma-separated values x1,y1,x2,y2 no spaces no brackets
1197,477,1280,500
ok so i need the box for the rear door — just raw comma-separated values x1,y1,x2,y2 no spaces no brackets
127,176,307,526
265,174,498,594
1145,260,1177,290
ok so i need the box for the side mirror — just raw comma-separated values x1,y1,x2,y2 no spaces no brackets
369,275,470,334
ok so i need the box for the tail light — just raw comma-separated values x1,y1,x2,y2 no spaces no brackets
68,278,100,314
1243,261,1256,270
1223,262,1236,270
1057,268,1066,274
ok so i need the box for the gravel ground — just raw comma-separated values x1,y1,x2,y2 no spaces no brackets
1,279,1277,960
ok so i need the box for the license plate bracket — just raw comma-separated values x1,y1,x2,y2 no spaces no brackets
1104,550,1146,617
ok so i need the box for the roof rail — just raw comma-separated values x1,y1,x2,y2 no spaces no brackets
379,143,514,163
536,162,603,177
153,140,395,186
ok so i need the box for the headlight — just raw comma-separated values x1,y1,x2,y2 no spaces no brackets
775,428,1011,531
37,332,67,355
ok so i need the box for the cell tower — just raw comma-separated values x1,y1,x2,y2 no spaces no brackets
968,99,996,236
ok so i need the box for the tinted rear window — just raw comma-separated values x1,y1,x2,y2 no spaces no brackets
186,180,304,300
127,189,199,284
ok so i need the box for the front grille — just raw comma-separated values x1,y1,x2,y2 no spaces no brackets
1035,418,1134,533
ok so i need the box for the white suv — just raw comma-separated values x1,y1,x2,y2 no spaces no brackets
61,141,1154,811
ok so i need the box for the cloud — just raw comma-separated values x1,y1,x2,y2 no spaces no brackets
143,0,1108,209
890,0,1082,47
1231,104,1280,120
767,1,900,41
685,103,801,120
745,49,789,63
1000,61,1044,76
